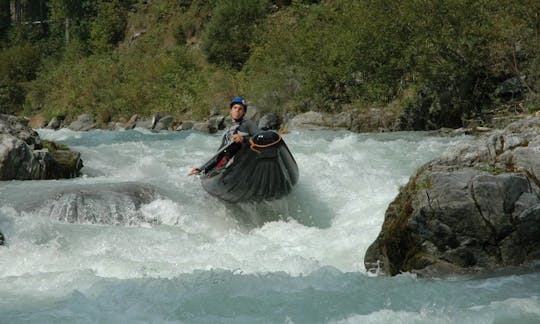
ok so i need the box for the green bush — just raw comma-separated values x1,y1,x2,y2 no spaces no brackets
201,0,270,70
0,44,41,114
89,0,128,53
242,1,410,113
26,41,225,123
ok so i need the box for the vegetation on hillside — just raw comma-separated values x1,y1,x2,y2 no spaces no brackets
1,0,539,129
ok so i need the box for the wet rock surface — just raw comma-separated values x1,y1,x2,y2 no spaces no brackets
365,117,540,277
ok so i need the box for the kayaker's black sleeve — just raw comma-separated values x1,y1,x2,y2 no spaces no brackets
199,155,219,174
199,142,242,174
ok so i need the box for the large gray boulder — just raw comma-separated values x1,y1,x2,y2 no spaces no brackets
0,114,40,146
153,114,174,131
68,114,96,131
0,134,43,179
365,117,540,277
0,114,83,180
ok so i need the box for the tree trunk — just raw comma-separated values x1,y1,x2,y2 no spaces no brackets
10,0,21,24
65,16,69,45
39,0,44,32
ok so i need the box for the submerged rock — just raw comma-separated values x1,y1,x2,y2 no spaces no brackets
0,181,161,225
365,117,540,277
42,182,161,225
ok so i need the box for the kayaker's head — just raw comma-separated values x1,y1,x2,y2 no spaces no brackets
230,96,247,122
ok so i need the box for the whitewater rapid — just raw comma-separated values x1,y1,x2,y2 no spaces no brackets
1,129,458,278
1,128,539,323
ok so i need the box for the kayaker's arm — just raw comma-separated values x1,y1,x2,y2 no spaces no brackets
189,137,244,176
192,151,223,175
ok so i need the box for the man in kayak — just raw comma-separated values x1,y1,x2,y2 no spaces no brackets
190,96,259,175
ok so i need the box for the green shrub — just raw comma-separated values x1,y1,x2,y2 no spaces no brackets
0,44,41,114
201,0,270,70
89,0,128,53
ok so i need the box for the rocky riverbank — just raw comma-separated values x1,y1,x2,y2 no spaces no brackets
23,108,420,133
365,117,540,277
28,104,538,135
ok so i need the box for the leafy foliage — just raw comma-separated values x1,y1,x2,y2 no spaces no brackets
201,0,270,70
0,44,41,114
89,0,128,53
243,0,540,127
0,0,538,129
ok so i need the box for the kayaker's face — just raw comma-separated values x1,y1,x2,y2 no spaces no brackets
231,104,246,121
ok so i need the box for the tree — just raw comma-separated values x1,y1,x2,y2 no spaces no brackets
48,0,93,46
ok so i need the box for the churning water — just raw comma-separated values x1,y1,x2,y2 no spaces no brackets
0,128,539,323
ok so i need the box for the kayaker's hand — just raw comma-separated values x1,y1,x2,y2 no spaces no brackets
232,133,244,143
190,168,201,175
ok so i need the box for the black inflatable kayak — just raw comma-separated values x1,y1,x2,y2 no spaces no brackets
200,130,299,203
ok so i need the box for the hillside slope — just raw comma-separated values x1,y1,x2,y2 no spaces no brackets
1,0,538,129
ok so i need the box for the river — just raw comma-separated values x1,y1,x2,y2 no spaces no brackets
0,128,539,323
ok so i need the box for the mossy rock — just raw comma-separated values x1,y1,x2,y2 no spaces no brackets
41,140,70,153
41,140,83,178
